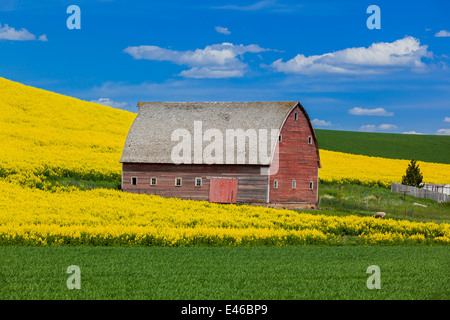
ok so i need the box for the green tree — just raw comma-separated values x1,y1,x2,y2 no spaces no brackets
401,158,424,188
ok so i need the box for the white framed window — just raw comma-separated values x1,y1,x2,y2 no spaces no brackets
308,136,312,144
294,112,298,121
175,177,182,187
195,177,202,187
131,177,137,185
292,180,296,189
150,177,157,186
309,181,314,190
278,135,282,142
274,179,278,189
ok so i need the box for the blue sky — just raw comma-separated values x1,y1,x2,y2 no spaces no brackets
1,0,449,135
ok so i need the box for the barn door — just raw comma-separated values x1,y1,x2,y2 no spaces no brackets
209,178,238,204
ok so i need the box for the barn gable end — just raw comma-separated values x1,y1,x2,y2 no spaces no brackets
268,103,320,205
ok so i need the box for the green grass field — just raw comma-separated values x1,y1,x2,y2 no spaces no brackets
0,247,448,300
1,78,448,302
315,129,450,164
313,182,450,223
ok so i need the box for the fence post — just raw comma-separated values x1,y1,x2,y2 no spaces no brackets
392,182,448,203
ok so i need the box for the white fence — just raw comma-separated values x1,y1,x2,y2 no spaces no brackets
422,183,450,196
391,183,449,202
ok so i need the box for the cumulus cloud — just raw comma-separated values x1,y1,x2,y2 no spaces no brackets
402,131,423,135
311,119,332,127
444,117,450,123
271,36,432,75
359,125,377,132
359,124,398,132
0,23,47,41
215,26,231,35
38,34,48,42
435,30,450,38
378,124,398,130
348,107,394,116
179,67,244,79
436,128,450,135
124,43,269,78
212,0,299,13
213,0,276,11
90,98,128,109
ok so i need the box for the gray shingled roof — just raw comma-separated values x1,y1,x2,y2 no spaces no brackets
120,101,304,165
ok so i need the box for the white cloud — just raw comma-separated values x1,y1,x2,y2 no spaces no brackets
0,23,36,40
90,98,128,109
359,124,398,132
348,107,394,116
402,131,423,135
215,26,231,35
213,0,276,11
38,34,48,42
271,36,432,75
311,119,332,127
359,124,377,132
212,0,300,13
124,43,269,78
179,67,244,79
0,23,47,41
444,117,450,123
378,124,398,130
435,30,450,38
436,128,450,135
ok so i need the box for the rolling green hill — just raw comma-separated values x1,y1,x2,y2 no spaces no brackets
315,129,450,164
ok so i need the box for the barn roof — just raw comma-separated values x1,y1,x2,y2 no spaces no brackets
120,101,320,166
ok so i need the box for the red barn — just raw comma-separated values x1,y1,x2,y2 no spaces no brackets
120,101,321,209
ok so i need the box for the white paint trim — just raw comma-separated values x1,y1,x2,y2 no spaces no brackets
316,168,319,203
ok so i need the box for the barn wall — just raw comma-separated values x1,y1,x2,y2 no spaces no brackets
122,163,268,203
269,105,319,204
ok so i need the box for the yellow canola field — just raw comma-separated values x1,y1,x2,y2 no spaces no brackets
1,77,449,188
0,180,448,246
319,150,450,187
1,77,449,247
0,77,135,180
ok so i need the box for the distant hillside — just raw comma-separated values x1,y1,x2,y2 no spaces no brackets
0,76,448,191
0,76,136,186
315,129,450,164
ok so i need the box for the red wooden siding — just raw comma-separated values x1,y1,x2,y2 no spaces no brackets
209,178,238,203
122,163,268,203
269,105,319,204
